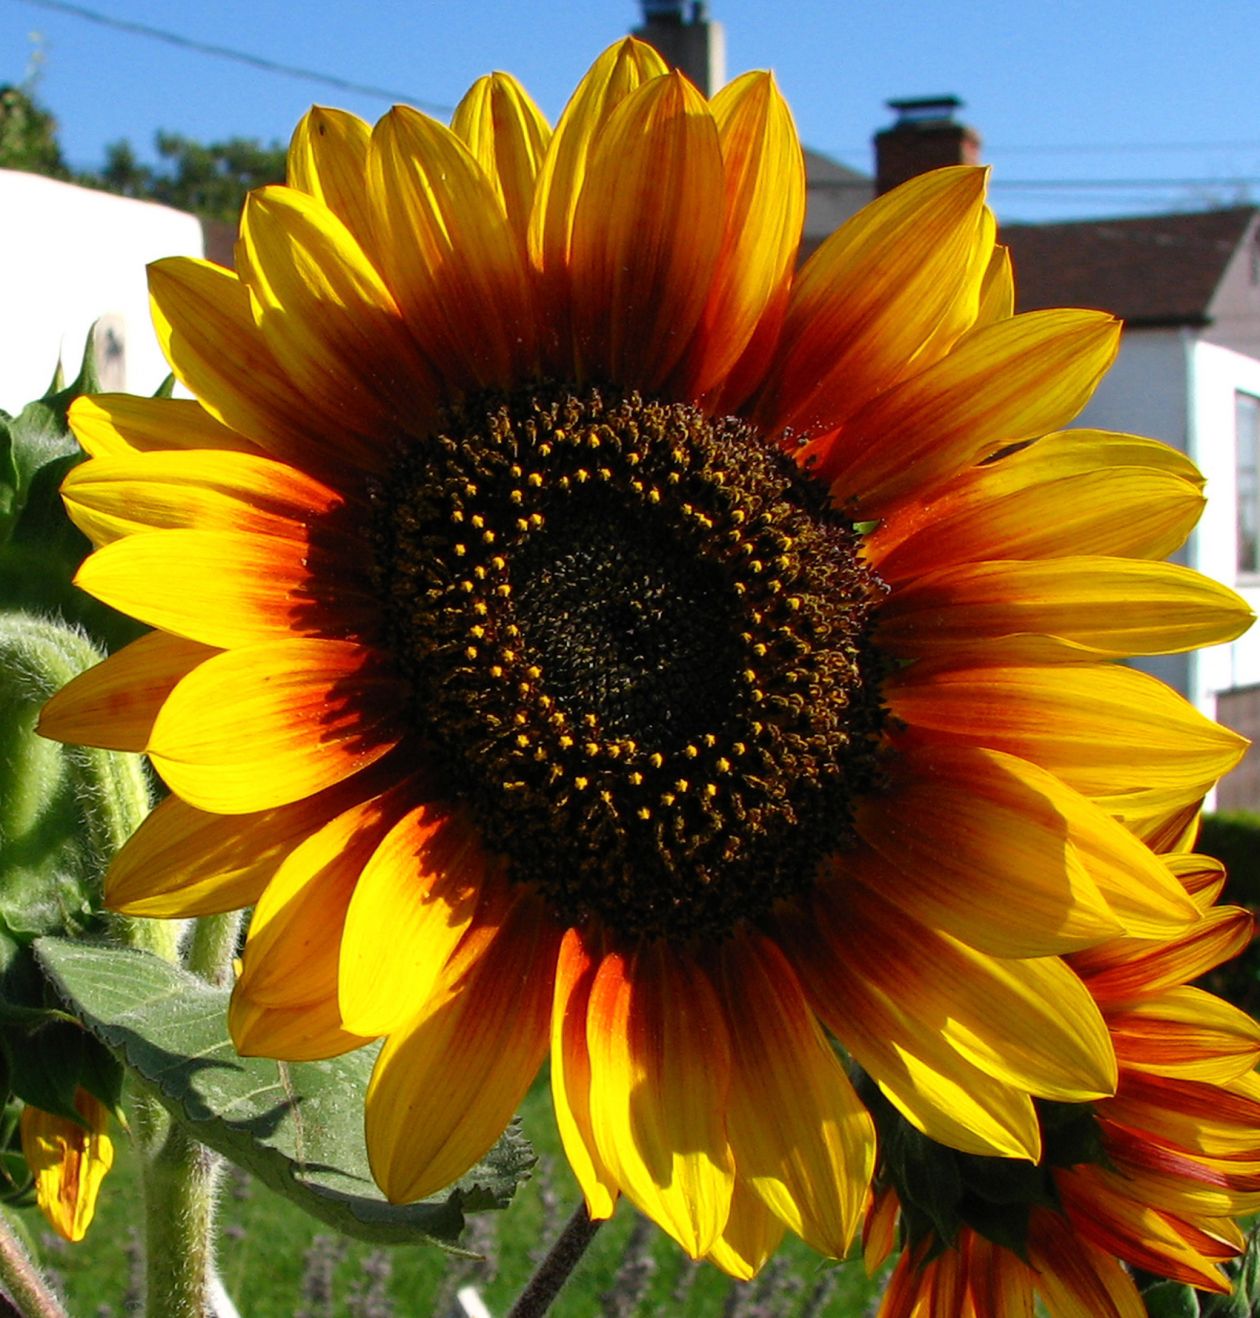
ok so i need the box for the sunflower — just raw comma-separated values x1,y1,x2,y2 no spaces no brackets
40,39,1253,1273
865,847,1260,1315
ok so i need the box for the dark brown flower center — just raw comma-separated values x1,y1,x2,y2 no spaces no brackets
373,385,888,942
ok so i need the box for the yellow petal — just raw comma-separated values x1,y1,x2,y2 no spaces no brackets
61,448,344,547
338,801,493,1036
527,38,667,277
365,886,558,1203
855,748,1124,957
568,71,724,391
20,1090,114,1243
809,309,1120,521
878,557,1254,659
148,258,361,480
870,432,1206,579
785,897,1041,1159
75,528,377,650
104,781,369,917
237,184,439,441
839,882,1116,1101
676,71,805,400
68,394,260,458
39,630,216,752
886,662,1247,818
765,167,992,439
703,1178,786,1281
718,931,874,1259
974,243,1014,327
368,106,536,389
286,105,374,249
147,639,404,812
451,73,551,245
1026,1208,1147,1318
550,927,618,1221
586,943,734,1257
229,989,371,1062
238,781,414,1009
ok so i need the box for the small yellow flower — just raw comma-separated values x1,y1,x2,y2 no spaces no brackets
19,1088,115,1243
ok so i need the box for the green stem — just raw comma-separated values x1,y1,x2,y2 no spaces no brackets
506,1202,603,1318
183,912,244,988
131,1084,222,1318
0,1209,70,1318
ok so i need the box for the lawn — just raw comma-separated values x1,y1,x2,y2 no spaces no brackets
13,1075,888,1317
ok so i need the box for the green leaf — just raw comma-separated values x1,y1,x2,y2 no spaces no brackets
34,937,535,1249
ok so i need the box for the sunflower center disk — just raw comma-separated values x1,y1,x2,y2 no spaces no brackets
374,386,888,942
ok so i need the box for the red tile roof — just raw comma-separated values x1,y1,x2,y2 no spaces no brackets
1001,206,1257,326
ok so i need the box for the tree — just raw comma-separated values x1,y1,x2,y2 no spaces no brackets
0,83,69,179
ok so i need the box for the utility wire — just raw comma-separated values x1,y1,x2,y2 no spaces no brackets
12,0,455,114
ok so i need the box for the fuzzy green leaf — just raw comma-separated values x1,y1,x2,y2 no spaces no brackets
1142,1281,1201,1318
33,937,535,1249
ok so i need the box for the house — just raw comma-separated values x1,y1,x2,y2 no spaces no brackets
0,169,205,412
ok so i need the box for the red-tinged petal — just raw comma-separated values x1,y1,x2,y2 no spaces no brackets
286,105,374,249
764,167,992,440
1070,905,1255,1004
61,448,347,547
877,557,1254,660
675,71,804,401
1107,986,1260,1084
147,639,405,812
550,927,618,1220
20,1090,115,1243
886,663,1247,819
854,750,1122,957
104,776,378,917
782,896,1042,1160
148,258,373,480
837,881,1115,1101
365,886,558,1204
568,72,724,391
862,1186,900,1276
68,394,261,459
1167,852,1228,908
527,38,667,278
238,781,416,1009
75,528,375,650
1106,1073,1260,1161
718,931,874,1258
237,184,440,441
368,106,537,390
704,1178,786,1281
1058,1167,1234,1292
806,309,1120,521
229,988,371,1062
870,436,1206,581
965,1232,1036,1318
586,943,734,1257
1026,1207,1147,1318
39,630,216,752
451,73,551,245
338,801,495,1036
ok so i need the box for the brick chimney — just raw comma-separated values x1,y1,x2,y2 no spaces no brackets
633,1,726,96
874,96,981,195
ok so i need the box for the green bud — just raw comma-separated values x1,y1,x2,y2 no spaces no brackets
0,612,151,941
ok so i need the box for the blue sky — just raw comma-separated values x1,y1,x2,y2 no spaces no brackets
4,0,1259,224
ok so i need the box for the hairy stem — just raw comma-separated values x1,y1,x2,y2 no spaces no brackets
0,1209,70,1318
506,1202,603,1318
184,912,244,988
132,1083,222,1318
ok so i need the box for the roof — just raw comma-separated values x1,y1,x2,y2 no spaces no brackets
1001,206,1258,326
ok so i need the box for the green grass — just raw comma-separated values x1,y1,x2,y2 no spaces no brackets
15,1077,888,1316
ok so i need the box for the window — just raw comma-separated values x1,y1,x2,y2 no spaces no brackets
1238,392,1260,575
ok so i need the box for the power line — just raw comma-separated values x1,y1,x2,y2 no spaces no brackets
13,0,455,115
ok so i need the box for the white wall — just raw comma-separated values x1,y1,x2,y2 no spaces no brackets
0,170,203,414
1065,326,1260,713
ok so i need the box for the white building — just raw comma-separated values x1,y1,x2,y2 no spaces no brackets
0,168,204,413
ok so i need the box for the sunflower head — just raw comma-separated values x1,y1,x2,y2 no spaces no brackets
41,36,1254,1278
